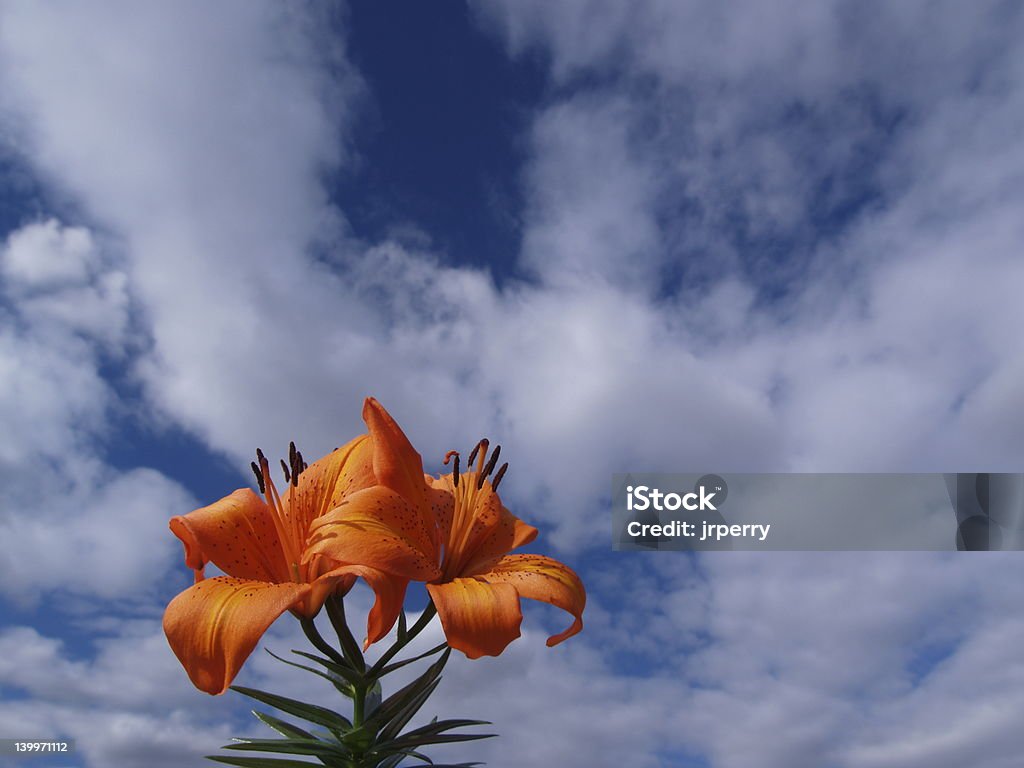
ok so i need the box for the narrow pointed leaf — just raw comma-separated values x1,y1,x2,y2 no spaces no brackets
373,747,434,764
378,642,448,675
377,679,441,743
325,597,366,673
397,608,408,642
402,720,491,737
264,649,351,695
208,757,337,768
225,738,349,758
291,650,365,688
366,649,450,732
252,710,316,741
384,732,496,749
230,686,352,732
365,679,383,718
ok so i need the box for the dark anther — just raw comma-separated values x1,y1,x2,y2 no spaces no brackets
468,438,488,469
482,444,501,477
293,451,305,485
289,441,297,468
256,448,267,468
491,462,509,491
478,444,501,489
251,461,266,494
443,450,461,487
280,459,291,484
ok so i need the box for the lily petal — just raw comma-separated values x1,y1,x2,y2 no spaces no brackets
304,485,440,581
363,398,438,550
170,489,290,583
163,577,309,695
426,477,455,548
478,555,585,646
426,578,522,658
316,565,409,649
429,475,538,577
284,434,375,534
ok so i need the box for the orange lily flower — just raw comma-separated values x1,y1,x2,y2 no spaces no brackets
163,400,439,695
306,404,586,659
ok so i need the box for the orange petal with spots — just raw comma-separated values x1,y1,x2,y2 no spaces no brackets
163,577,309,695
315,564,410,649
362,398,438,550
282,434,375,535
425,478,455,549
478,555,585,646
429,475,538,577
426,578,522,658
170,489,289,583
304,485,440,581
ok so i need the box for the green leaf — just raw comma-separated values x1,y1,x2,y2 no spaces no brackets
376,679,441,743
383,732,496,750
264,649,353,696
397,609,408,643
251,711,316,741
224,739,348,758
207,757,331,767
372,747,434,765
325,597,366,673
291,650,365,688
402,720,491,738
230,686,353,732
378,642,448,676
365,649,450,733
365,679,383,718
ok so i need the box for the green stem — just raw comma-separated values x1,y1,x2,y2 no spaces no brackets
367,601,438,678
352,684,365,727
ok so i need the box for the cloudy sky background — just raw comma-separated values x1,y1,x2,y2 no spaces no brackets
1,1,1023,766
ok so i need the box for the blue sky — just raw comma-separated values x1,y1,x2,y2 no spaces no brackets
2,2,1024,766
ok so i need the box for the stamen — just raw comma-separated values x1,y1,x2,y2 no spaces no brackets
293,450,306,485
289,441,297,468
250,461,265,494
467,439,485,469
280,459,291,485
478,443,502,489
482,444,501,478
251,446,303,584
492,462,509,491
443,450,461,487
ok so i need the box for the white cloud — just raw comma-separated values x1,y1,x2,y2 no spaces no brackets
0,622,232,767
2,218,97,285
0,219,195,605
